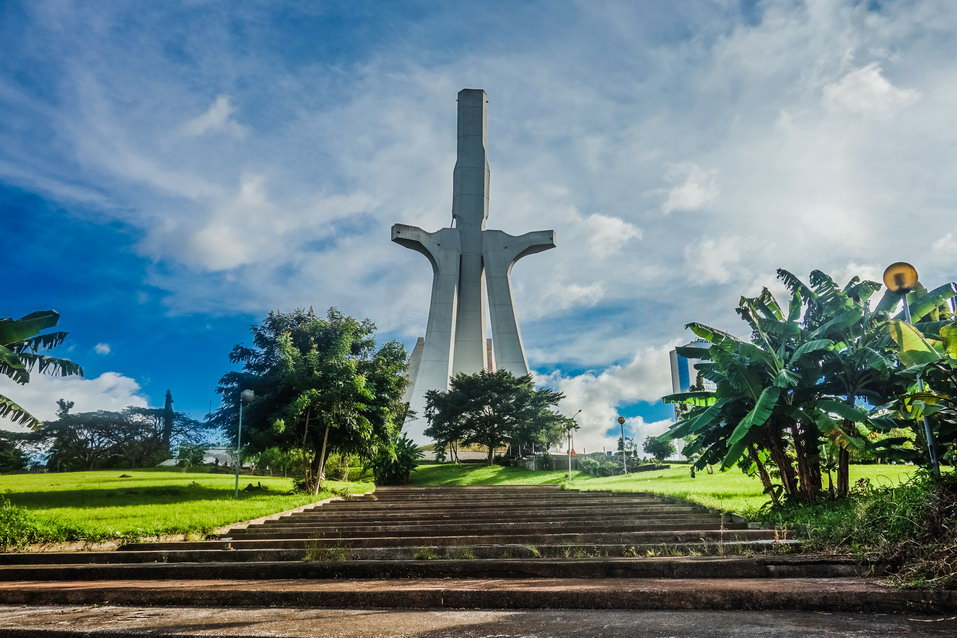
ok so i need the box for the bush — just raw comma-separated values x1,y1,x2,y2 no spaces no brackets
761,470,957,588
0,498,70,551
370,435,423,485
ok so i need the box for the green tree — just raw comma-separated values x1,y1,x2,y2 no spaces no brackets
0,430,29,472
41,400,205,471
642,436,675,463
211,308,408,493
0,311,82,429
424,370,566,464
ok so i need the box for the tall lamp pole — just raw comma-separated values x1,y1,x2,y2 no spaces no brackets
617,416,627,474
567,409,582,483
234,389,255,499
883,263,941,479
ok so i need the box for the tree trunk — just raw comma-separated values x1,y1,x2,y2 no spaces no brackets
766,428,797,497
748,444,779,506
486,444,494,465
300,408,312,489
309,449,321,490
314,425,331,495
837,445,850,496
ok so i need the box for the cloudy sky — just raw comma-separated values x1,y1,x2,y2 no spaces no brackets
2,0,955,452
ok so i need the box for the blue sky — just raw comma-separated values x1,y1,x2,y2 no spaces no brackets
2,0,956,451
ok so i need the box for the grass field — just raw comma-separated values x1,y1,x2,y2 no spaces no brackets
411,462,921,515
0,468,373,546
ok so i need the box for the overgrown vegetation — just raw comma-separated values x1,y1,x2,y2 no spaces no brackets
662,269,956,503
762,471,957,588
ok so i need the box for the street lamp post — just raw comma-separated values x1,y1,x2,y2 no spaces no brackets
617,416,627,474
234,389,255,499
567,409,582,483
883,263,941,479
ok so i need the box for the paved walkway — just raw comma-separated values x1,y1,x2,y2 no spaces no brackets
0,605,955,637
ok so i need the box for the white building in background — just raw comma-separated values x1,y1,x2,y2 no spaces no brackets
668,340,714,419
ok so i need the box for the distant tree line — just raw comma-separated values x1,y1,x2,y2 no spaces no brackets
0,392,207,472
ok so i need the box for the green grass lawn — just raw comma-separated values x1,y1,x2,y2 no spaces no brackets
0,468,373,546
411,462,921,515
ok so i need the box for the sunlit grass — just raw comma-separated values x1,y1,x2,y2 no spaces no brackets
0,468,373,542
410,462,921,515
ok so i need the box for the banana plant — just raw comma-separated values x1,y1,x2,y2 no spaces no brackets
0,310,83,429
662,269,951,501
885,317,957,466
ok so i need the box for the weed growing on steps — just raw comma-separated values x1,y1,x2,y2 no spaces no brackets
525,545,542,558
444,546,477,559
414,547,439,560
303,542,348,562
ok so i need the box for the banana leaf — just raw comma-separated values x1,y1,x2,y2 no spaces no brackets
723,386,780,466
888,320,942,366
0,311,60,347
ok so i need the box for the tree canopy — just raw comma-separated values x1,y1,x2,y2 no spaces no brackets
424,369,568,464
210,307,410,492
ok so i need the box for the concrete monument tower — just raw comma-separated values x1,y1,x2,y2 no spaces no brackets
392,89,555,440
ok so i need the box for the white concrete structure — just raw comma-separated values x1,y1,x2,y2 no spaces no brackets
393,89,555,440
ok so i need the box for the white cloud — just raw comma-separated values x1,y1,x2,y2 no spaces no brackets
660,163,720,215
823,63,919,117
93,343,111,355
537,342,675,452
3,1,957,432
0,371,149,432
584,213,642,254
180,95,247,138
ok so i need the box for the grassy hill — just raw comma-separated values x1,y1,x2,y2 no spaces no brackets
0,468,372,549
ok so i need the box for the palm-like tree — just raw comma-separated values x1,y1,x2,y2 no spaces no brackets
663,270,956,501
0,310,83,429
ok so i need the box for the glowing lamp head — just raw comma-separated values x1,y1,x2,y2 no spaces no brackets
883,262,919,293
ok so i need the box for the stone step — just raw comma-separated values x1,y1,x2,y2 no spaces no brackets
225,521,748,540
291,504,710,518
134,528,785,550
258,510,721,524
240,516,731,531
250,510,720,527
0,541,801,565
0,576,952,612
0,554,850,582
325,498,685,510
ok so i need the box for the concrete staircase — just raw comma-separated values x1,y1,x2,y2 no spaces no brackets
0,485,954,611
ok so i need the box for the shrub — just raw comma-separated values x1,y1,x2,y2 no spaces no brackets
370,435,423,485
761,470,957,588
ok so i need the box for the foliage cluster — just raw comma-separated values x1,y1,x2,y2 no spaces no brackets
762,471,957,588
424,369,569,464
38,398,205,471
370,434,423,485
210,308,413,492
662,269,956,504
0,310,82,429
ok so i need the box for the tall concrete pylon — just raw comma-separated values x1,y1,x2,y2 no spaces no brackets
392,89,555,441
